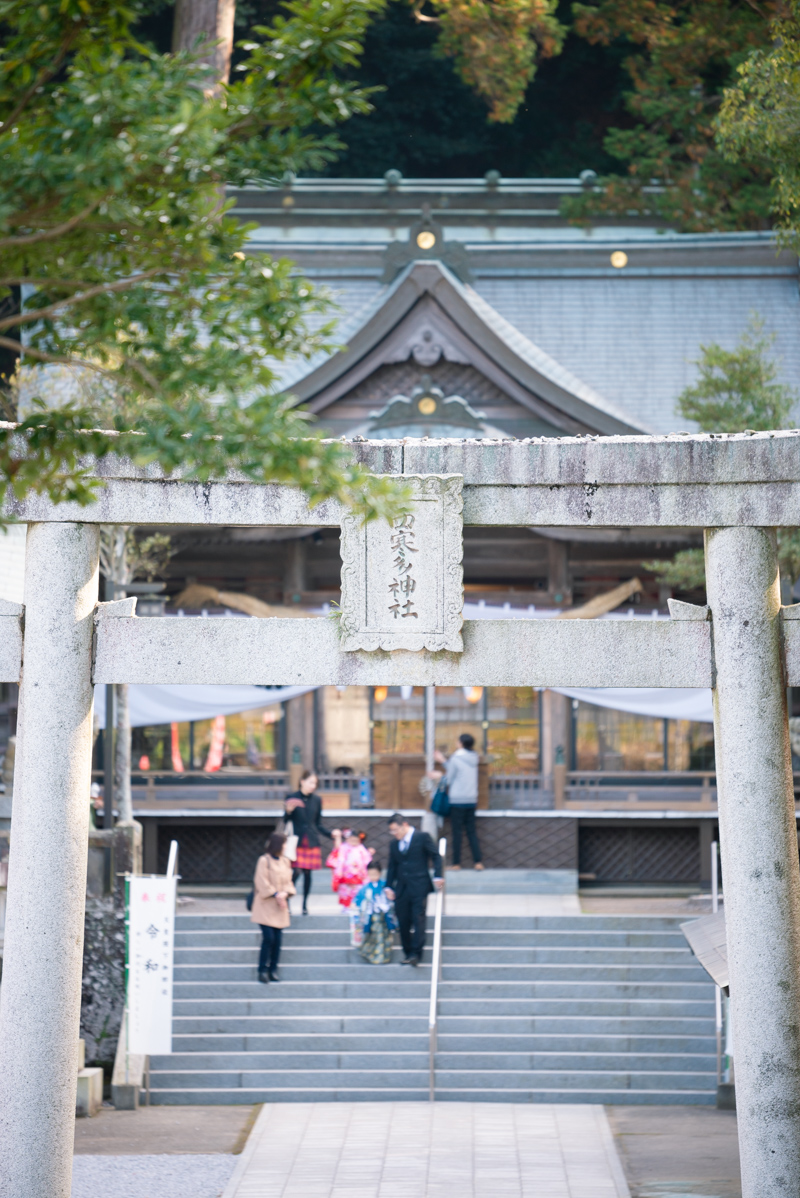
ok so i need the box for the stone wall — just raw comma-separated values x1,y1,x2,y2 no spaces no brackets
80,897,126,1068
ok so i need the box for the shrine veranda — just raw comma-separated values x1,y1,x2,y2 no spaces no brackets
1,429,800,1198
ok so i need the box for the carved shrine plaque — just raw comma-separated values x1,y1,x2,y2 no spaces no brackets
339,474,464,652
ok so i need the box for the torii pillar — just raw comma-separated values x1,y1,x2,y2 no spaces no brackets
0,523,99,1198
706,527,800,1193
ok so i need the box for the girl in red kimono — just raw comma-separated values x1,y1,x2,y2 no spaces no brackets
326,829,374,939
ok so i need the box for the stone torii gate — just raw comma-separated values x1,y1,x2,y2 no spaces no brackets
1,432,800,1198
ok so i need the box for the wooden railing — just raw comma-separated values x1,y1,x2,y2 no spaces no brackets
565,770,717,807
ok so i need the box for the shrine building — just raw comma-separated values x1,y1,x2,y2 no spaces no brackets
2,175,799,890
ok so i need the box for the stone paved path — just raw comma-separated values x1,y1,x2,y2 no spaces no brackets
222,1102,631,1198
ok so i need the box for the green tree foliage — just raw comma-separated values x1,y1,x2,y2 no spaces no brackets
646,320,799,592
642,549,706,592
0,0,407,520
416,0,564,124
647,533,800,595
676,318,797,433
317,0,631,177
717,0,800,248
562,0,775,231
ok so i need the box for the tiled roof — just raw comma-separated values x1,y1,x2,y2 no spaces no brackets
241,179,800,434
274,261,642,434
476,273,800,433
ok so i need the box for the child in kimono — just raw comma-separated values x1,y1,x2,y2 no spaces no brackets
326,828,373,915
353,860,397,965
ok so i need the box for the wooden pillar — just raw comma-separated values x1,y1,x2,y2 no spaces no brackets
541,689,570,807
547,540,571,606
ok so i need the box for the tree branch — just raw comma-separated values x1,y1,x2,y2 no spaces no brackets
0,334,162,394
0,269,164,332
0,202,103,250
0,279,99,289
0,335,118,378
124,357,160,392
411,1,440,22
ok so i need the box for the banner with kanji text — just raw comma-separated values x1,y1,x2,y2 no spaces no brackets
127,874,177,1055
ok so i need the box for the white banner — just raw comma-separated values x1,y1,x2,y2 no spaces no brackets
127,874,177,1055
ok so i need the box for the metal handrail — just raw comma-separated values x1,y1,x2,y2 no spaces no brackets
428,836,447,1102
711,839,723,1087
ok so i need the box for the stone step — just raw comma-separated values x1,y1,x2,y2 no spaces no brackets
174,946,698,966
174,929,690,948
151,1068,430,1089
169,1032,716,1054
435,1052,717,1071
173,963,708,983
174,982,429,1000
172,979,713,1001
148,1067,715,1091
174,914,695,931
174,965,431,982
173,997,713,1019
172,1015,712,1035
173,1015,431,1034
149,1086,717,1106
152,1050,716,1072
441,931,688,948
161,910,716,1106
443,869,578,894
171,1034,431,1052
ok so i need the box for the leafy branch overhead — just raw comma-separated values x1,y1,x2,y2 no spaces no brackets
0,0,405,521
410,0,564,123
562,0,776,231
717,0,800,249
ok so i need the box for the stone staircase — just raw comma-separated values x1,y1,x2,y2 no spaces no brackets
149,909,717,1104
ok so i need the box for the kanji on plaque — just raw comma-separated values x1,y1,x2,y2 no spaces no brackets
127,874,177,1055
388,515,418,620
339,474,464,653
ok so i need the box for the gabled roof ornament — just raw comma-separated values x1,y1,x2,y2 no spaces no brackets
382,203,472,284
367,376,504,439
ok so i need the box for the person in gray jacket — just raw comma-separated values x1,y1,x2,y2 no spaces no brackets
444,733,484,870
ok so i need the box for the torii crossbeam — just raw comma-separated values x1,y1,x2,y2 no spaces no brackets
1,431,799,1198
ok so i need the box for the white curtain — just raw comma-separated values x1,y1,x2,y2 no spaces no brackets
94,683,316,729
552,687,713,723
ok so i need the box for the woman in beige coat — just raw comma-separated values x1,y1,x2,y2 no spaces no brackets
251,832,296,983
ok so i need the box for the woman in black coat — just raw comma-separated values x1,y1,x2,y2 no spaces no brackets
283,769,334,915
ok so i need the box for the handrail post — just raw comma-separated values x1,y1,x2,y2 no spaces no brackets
428,836,446,1103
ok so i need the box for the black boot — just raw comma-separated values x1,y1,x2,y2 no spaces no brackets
257,970,269,984
268,969,281,982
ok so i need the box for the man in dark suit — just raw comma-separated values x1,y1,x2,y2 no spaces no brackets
385,812,443,967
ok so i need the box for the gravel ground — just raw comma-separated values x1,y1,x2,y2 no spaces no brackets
71,1154,236,1198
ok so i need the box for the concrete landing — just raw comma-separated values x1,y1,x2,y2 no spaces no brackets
443,892,581,915
222,1102,631,1198
445,868,578,895
180,888,582,919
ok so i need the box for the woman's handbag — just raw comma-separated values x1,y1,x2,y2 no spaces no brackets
430,781,450,817
281,818,299,862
